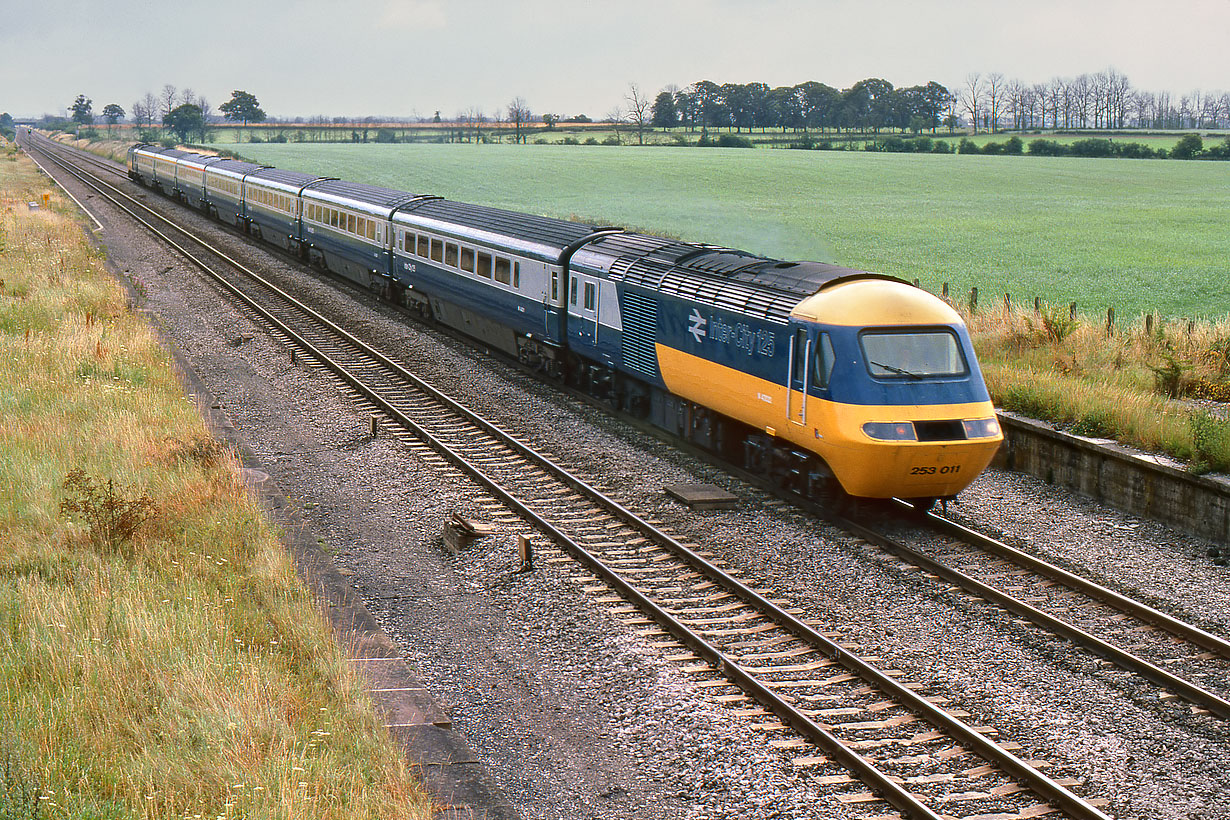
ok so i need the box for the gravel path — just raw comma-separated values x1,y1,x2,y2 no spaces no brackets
57,153,1230,820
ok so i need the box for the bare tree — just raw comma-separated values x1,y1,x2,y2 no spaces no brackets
606,105,624,142
624,82,651,145
960,73,983,133
506,97,531,144
142,92,159,128
984,72,1005,133
1070,75,1090,128
1047,79,1064,130
159,84,178,121
130,100,147,131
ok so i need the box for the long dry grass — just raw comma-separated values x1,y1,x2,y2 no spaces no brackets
965,300,1230,472
1,147,431,817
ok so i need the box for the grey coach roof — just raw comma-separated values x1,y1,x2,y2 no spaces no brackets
248,167,325,189
303,179,421,211
397,199,597,251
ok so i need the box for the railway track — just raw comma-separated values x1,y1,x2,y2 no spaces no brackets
27,132,1125,819
851,503,1230,716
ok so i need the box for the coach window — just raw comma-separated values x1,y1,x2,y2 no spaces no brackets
812,333,835,389
430,238,443,263
367,220,376,241
494,257,511,285
584,282,596,311
513,262,520,288
570,278,578,306
445,243,459,267
417,235,430,257
348,214,357,234
476,252,492,278
460,247,475,273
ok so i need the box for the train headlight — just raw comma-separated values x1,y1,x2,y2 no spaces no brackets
962,417,1000,438
862,421,917,441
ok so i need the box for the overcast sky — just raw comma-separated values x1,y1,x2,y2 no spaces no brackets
4,0,1228,120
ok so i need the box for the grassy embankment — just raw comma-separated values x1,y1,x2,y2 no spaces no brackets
0,141,432,816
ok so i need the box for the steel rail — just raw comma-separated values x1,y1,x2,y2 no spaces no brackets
30,135,1113,819
842,509,1230,720
908,500,1230,660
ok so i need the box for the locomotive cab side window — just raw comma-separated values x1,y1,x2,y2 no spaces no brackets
792,329,807,386
812,332,835,389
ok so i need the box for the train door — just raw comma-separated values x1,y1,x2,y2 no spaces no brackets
786,326,809,426
569,274,599,347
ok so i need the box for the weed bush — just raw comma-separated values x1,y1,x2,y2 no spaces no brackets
1171,134,1203,159
1190,411,1230,473
59,470,157,556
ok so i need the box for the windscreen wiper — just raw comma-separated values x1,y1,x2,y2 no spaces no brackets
870,361,923,379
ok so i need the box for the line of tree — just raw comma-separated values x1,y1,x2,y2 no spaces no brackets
647,79,956,135
644,71,1230,137
959,69,1230,132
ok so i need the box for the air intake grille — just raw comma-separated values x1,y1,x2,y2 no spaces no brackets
620,290,659,379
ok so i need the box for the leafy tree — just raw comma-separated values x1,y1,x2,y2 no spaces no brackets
219,90,266,127
163,103,204,143
770,86,803,131
542,113,558,129
71,94,93,127
101,103,125,135
651,91,678,130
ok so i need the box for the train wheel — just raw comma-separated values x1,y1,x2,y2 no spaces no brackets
905,497,937,512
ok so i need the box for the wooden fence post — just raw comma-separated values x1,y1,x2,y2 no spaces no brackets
1069,302,1077,321
1106,306,1115,336
969,287,978,312
942,282,949,300
1034,296,1041,314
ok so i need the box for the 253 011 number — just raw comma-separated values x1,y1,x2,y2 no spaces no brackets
910,465,961,476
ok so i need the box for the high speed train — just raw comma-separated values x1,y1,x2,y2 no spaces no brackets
128,142,1001,507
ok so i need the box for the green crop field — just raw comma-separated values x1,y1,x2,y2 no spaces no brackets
210,141,1230,319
